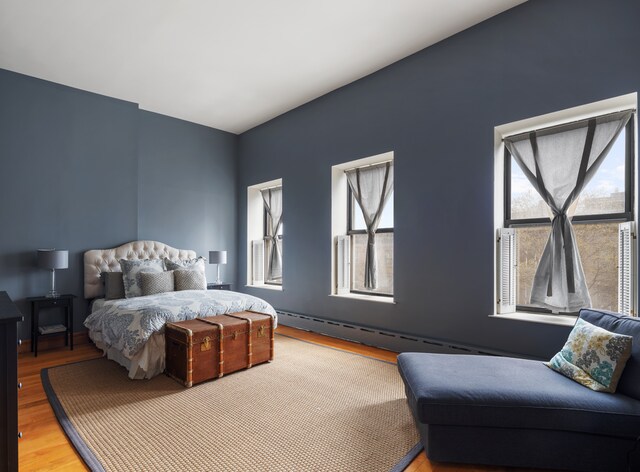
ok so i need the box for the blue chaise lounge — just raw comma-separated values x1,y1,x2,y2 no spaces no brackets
397,309,640,472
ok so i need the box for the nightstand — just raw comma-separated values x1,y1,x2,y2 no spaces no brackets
27,294,76,357
207,283,231,291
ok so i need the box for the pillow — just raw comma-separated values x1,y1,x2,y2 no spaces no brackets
119,258,165,298
174,269,207,291
140,271,175,296
165,257,206,275
545,318,633,392
101,272,125,300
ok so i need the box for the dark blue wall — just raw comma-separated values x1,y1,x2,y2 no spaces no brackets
0,70,139,338
0,70,237,339
138,111,237,285
237,0,640,359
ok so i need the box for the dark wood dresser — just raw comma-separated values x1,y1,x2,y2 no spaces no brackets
0,292,23,472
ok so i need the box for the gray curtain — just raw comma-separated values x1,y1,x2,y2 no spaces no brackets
261,187,283,282
346,162,394,289
505,111,631,312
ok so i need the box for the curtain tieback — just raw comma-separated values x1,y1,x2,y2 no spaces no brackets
547,213,576,297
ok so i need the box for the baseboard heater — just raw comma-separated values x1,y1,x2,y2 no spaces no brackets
276,310,526,358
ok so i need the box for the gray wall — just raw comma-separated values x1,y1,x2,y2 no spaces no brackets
0,69,237,339
237,0,640,359
138,111,237,285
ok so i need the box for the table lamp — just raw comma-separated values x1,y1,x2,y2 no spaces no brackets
208,250,227,284
37,249,68,298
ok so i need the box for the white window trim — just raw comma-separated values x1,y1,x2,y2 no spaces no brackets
330,151,394,301
245,283,283,292
247,178,283,289
489,312,577,327
493,93,638,323
329,293,396,304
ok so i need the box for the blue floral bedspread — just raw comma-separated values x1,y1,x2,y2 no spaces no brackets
84,290,277,359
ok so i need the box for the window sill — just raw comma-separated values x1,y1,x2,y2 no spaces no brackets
489,312,577,327
245,284,283,291
329,293,395,304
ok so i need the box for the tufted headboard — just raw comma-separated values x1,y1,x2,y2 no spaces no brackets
83,240,197,299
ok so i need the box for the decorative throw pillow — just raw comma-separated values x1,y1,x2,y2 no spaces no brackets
174,269,207,291
119,259,166,298
164,257,206,275
102,272,125,300
545,318,633,392
140,271,175,296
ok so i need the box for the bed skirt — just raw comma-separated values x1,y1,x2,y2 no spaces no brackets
88,330,165,379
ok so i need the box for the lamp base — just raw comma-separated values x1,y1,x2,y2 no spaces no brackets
46,268,60,298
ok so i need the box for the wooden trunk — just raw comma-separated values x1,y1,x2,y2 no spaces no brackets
224,311,274,367
165,319,220,387
197,315,249,375
165,312,275,387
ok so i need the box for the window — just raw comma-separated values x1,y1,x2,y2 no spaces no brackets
348,186,394,296
331,152,394,300
499,106,635,316
247,179,283,290
263,186,283,285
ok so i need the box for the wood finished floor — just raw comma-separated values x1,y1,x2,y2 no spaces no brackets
19,325,545,472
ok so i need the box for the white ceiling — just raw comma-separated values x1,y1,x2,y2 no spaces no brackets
0,0,525,134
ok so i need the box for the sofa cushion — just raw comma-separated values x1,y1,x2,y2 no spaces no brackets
397,353,640,439
579,309,640,400
545,318,632,393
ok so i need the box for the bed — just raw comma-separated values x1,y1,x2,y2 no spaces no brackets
83,241,277,379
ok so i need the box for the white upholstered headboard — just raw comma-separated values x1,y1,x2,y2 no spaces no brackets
83,240,197,299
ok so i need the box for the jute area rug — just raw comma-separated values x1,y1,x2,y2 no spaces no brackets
43,334,422,472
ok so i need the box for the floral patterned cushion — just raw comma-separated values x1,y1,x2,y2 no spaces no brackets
119,259,165,298
545,318,633,392
164,257,206,274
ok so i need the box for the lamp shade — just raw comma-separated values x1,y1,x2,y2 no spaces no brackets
37,249,68,270
209,250,227,265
